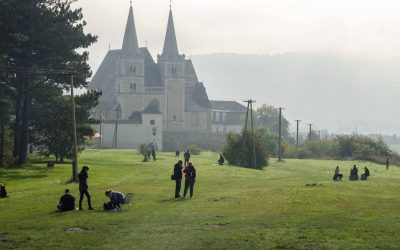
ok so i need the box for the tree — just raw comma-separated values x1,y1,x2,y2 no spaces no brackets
223,131,268,169
0,0,97,165
255,104,290,139
31,90,100,163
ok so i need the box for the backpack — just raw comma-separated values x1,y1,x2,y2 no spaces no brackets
189,167,196,179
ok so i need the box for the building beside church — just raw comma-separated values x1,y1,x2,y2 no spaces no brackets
90,4,246,150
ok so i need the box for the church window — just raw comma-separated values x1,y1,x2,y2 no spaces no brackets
172,67,178,77
152,128,157,136
130,65,136,76
150,120,155,125
191,113,199,126
130,83,136,93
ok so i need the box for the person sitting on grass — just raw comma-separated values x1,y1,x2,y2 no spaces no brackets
104,190,125,211
349,165,359,180
57,189,75,212
361,167,370,180
0,183,8,198
333,166,343,181
218,154,225,165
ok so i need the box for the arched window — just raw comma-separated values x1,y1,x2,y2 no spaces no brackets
130,65,136,76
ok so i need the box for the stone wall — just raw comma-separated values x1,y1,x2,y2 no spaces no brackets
163,130,227,152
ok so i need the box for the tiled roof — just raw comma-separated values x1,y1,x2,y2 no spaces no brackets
210,100,247,113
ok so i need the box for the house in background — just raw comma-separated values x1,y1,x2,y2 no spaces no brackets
210,101,247,133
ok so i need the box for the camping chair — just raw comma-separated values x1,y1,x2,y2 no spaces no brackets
121,192,134,210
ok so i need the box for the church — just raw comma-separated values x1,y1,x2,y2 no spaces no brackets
90,4,214,149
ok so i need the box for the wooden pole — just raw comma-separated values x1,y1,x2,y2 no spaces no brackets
70,74,78,181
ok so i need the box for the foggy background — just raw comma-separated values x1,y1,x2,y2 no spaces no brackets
76,0,400,134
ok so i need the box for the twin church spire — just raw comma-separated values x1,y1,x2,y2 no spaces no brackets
122,2,179,56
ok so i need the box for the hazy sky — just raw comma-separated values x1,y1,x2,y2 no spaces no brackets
76,0,400,135
77,0,400,70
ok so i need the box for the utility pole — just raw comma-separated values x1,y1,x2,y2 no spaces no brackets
243,99,256,168
278,107,284,161
308,123,313,141
113,104,121,149
295,120,301,147
70,74,78,181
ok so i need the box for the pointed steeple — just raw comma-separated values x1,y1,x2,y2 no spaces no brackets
122,4,139,53
162,9,179,57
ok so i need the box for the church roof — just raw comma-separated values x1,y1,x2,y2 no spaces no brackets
122,5,139,53
210,101,247,113
161,10,179,57
185,82,211,112
185,60,199,82
143,99,162,114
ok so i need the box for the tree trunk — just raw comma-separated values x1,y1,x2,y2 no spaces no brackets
17,93,31,165
13,91,22,158
0,123,4,167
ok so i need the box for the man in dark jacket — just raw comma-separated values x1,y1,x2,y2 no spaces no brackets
57,189,75,212
0,183,7,198
173,160,183,198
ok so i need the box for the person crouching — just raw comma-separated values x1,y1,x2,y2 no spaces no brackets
57,189,75,212
104,190,125,211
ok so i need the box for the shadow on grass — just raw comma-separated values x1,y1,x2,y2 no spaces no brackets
0,170,48,180
159,198,187,203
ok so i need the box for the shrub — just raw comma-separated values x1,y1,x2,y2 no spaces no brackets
188,144,201,155
138,143,152,162
223,131,268,169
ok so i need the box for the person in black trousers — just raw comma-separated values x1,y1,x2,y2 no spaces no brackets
183,162,196,199
173,160,183,198
78,166,94,210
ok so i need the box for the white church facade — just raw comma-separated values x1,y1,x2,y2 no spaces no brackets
90,4,213,149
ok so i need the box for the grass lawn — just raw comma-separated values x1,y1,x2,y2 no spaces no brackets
0,150,399,249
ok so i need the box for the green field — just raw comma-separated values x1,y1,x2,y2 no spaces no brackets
0,150,399,249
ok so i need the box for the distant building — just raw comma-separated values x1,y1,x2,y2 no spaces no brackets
210,101,247,133
89,4,212,149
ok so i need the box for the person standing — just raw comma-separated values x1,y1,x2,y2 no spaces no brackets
183,162,196,199
386,158,390,170
57,189,75,212
184,149,191,166
78,166,94,210
173,160,183,198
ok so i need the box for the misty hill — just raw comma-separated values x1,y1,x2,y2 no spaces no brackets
191,53,400,134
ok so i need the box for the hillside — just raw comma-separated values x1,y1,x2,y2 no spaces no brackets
191,53,400,134
0,150,399,249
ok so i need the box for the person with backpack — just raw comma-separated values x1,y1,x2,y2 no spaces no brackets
183,161,196,199
172,160,183,198
78,166,94,210
184,149,191,166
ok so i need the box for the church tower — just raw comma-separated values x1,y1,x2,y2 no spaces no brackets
158,7,186,129
115,3,146,119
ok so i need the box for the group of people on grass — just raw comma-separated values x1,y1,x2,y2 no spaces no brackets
56,166,126,212
333,165,370,181
172,157,197,199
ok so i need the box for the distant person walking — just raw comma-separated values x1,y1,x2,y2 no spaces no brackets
151,146,156,161
173,160,183,198
175,150,180,157
386,158,390,170
78,166,94,210
184,149,191,166
183,162,196,199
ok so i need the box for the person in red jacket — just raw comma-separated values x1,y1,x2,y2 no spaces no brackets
183,162,196,199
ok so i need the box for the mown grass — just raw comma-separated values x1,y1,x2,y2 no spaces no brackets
0,150,399,249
